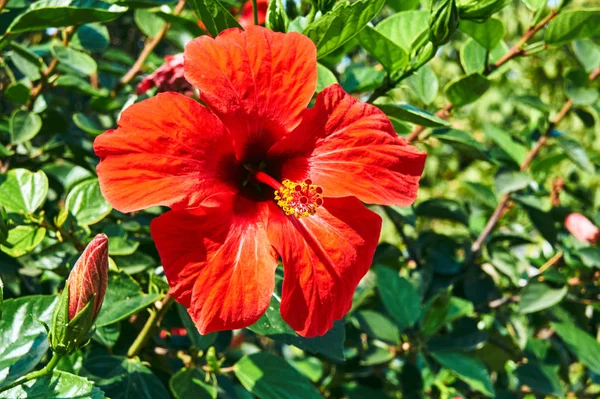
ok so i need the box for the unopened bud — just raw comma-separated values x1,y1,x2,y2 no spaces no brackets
429,0,459,46
50,234,109,354
565,213,599,244
456,0,510,22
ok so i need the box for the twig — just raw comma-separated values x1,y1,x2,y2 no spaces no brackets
113,0,186,94
537,251,563,274
127,295,174,358
406,9,560,142
470,66,599,255
26,27,75,110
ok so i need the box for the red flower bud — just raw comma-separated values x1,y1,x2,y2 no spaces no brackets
565,213,600,244
136,53,194,97
67,234,109,320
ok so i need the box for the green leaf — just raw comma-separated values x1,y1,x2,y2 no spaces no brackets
0,169,48,213
304,0,385,58
265,0,288,32
375,10,429,51
134,9,166,37
519,283,567,314
234,353,322,399
556,136,594,172
92,322,120,348
170,368,216,399
564,68,598,106
83,356,170,399
10,42,45,80
71,23,110,52
52,45,97,76
9,110,42,145
55,74,108,96
376,266,421,330
460,38,485,74
572,39,600,73
95,271,162,327
483,124,527,165
460,18,504,50
416,198,469,225
357,26,408,74
65,178,112,226
577,247,600,268
494,170,533,195
188,0,241,37
1,225,46,257
431,351,495,397
515,363,563,396
6,0,127,34
249,296,345,361
445,73,490,106
0,370,105,398
72,113,107,135
0,295,57,387
5,82,31,105
351,310,400,345
432,128,488,160
176,304,216,350
522,0,545,10
316,63,338,92
376,104,450,127
464,182,497,209
551,316,600,375
405,64,438,105
545,9,600,46
420,289,452,336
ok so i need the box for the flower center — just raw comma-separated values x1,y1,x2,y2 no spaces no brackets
274,179,323,218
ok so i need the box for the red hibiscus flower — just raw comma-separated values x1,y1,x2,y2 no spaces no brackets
94,27,426,337
136,53,194,96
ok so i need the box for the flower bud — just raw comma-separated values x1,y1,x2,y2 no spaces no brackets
456,0,510,21
565,213,600,244
136,54,194,97
429,0,459,46
50,234,108,355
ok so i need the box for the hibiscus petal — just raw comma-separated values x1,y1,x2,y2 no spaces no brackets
267,197,381,337
151,196,277,334
272,84,427,206
94,92,239,213
184,26,317,161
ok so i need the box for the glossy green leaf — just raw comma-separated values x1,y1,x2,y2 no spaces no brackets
405,64,438,105
304,0,385,58
433,128,488,160
376,103,450,127
357,26,408,74
445,73,490,106
577,247,600,268
9,110,42,145
65,178,112,226
6,0,127,34
170,368,216,399
0,169,48,214
557,136,594,172
545,9,600,46
10,42,45,80
5,82,31,105
71,23,110,52
188,0,241,37
351,310,400,345
83,356,170,399
564,68,598,105
460,18,504,50
52,45,97,76
551,316,600,375
1,225,46,257
375,10,429,51
432,351,495,397
572,39,600,73
176,304,216,350
95,271,162,327
316,63,338,92
92,323,120,348
0,370,105,398
494,170,533,195
515,363,563,396
460,38,486,74
134,9,166,37
0,295,57,387
416,198,469,225
376,266,421,330
234,353,322,399
483,124,527,165
519,283,567,314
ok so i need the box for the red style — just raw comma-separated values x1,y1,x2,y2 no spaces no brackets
94,27,426,337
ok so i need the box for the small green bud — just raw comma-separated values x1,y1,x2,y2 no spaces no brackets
429,0,459,46
456,0,510,22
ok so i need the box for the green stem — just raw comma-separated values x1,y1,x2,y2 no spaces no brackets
0,352,61,394
252,0,259,25
127,295,174,358
306,6,316,24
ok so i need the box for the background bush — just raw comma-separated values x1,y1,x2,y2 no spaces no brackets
0,0,599,398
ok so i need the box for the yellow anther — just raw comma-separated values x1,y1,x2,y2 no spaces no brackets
274,179,324,219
